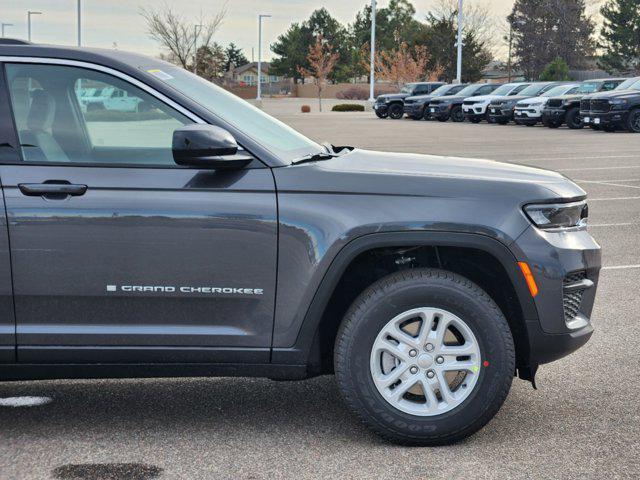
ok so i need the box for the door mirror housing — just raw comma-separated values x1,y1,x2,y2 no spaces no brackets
172,124,252,169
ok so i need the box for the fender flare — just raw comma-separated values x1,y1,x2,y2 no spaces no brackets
271,231,539,365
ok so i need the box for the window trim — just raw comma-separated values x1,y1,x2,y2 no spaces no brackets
1,56,215,169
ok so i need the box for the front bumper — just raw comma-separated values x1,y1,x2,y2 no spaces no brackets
462,104,487,120
582,110,628,128
488,105,514,122
514,225,601,365
514,107,543,123
403,103,426,117
373,103,389,115
428,104,452,120
541,107,566,125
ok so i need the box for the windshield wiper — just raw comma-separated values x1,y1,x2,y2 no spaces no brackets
291,152,337,165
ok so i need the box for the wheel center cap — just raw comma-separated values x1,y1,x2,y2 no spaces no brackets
417,353,433,369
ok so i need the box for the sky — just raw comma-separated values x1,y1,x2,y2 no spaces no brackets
1,1,601,61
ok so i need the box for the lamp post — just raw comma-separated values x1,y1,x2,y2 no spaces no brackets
27,11,42,42
77,0,82,46
455,0,463,83
257,14,271,101
1,23,13,38
368,0,377,102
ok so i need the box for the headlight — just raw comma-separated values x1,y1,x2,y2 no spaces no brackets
524,201,588,230
610,99,628,110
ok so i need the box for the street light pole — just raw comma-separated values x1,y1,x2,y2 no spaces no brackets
368,0,377,102
27,11,42,42
257,14,271,101
1,23,13,38
455,0,463,83
77,0,82,46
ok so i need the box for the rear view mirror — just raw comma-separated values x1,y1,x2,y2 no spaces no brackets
172,124,252,169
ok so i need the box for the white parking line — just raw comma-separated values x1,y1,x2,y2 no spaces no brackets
0,396,52,407
560,165,640,172
518,155,640,162
590,196,640,201
589,223,637,228
602,265,640,271
578,180,640,190
576,178,640,183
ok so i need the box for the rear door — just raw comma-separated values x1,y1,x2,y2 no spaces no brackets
1,60,278,364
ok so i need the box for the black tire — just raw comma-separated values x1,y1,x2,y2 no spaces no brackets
437,115,449,122
545,120,561,128
375,111,388,119
626,108,640,133
450,106,464,122
422,108,432,120
469,117,481,124
603,124,617,133
388,103,404,120
496,120,509,125
485,111,494,123
334,268,515,446
590,124,600,131
566,107,583,129
410,115,421,121
525,122,536,127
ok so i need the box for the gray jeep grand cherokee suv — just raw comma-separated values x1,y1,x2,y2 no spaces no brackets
0,41,600,446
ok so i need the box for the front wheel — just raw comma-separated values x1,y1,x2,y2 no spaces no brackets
626,109,640,133
334,269,515,446
450,106,464,122
375,111,388,119
388,103,404,120
566,107,583,129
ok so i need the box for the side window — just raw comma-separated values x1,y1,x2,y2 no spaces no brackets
478,85,496,95
6,63,191,166
603,81,618,91
510,84,528,95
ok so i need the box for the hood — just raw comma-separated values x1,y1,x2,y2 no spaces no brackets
587,89,640,100
430,95,465,103
284,149,585,201
376,93,410,102
465,94,509,103
404,94,435,104
516,96,548,105
489,95,533,105
551,93,587,101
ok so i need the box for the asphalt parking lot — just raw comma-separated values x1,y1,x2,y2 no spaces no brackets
1,101,639,479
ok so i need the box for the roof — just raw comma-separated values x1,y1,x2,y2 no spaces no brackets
233,62,271,75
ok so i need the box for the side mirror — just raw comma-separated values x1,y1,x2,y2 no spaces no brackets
172,124,252,169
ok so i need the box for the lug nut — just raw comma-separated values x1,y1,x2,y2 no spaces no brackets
425,343,434,352
409,349,418,357
410,366,418,374
436,356,444,364
426,370,435,379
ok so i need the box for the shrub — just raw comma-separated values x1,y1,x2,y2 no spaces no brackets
301,105,311,113
331,103,365,112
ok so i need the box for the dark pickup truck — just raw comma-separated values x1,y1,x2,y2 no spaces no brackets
542,78,626,129
0,40,600,446
373,82,444,119
403,83,468,120
580,77,640,132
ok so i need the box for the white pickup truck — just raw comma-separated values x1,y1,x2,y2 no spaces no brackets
78,86,146,113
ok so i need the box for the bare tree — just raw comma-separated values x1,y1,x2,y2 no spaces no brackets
298,36,339,112
373,42,432,88
141,3,227,71
434,0,497,56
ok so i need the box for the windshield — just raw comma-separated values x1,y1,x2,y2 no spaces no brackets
542,85,576,97
577,82,600,93
144,66,323,163
455,84,484,97
492,84,518,96
401,84,415,94
518,83,550,96
429,84,454,96
616,78,640,90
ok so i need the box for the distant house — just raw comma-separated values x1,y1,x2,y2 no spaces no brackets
482,61,525,83
228,62,283,86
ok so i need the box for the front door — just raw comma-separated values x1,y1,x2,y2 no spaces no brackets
1,61,277,364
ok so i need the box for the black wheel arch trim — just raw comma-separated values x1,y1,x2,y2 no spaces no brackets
271,230,539,365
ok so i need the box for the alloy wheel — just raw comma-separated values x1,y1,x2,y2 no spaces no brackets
370,307,481,416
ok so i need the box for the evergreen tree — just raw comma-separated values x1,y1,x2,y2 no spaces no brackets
598,0,640,74
539,57,571,81
224,43,248,71
509,0,595,80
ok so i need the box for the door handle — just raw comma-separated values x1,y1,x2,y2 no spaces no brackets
18,182,88,198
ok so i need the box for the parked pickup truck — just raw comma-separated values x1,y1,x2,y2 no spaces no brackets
541,78,627,129
580,77,640,132
0,40,601,446
373,82,444,119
